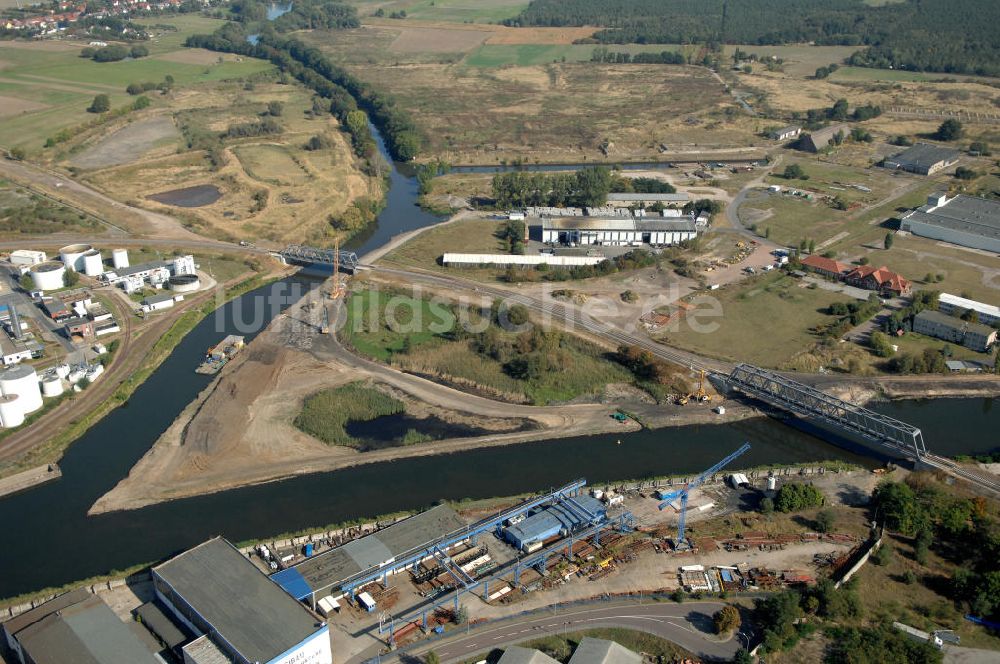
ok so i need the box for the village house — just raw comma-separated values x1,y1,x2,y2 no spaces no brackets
844,265,911,297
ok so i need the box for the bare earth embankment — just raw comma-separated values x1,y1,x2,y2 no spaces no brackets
90,287,755,514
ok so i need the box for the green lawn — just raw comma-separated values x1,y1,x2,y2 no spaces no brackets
0,38,271,150
661,272,847,367
382,217,509,275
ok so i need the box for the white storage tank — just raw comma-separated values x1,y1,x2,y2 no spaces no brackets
55,364,71,379
81,249,104,277
41,375,64,398
0,394,23,428
29,261,66,291
0,364,41,414
59,243,94,272
767,476,777,491
85,364,104,381
112,248,129,269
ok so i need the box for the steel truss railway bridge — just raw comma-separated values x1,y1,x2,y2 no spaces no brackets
279,244,359,272
723,364,1000,496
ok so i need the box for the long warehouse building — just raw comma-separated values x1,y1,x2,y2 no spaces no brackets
900,193,1000,253
532,218,697,246
504,495,606,552
273,505,467,604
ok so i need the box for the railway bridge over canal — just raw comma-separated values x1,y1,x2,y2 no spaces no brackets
278,244,360,272
722,364,1000,496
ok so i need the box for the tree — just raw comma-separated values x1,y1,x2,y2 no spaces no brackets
783,164,806,180
870,331,895,358
8,147,25,161
760,496,775,514
425,651,440,664
132,96,151,111
775,483,824,512
815,509,836,533
18,274,35,291
872,481,928,535
126,82,144,95
968,141,991,156
129,44,149,59
884,232,894,249
955,166,978,180
63,269,79,288
267,100,284,117
872,542,893,566
454,605,468,624
88,94,111,113
713,605,742,634
733,649,753,664
830,98,849,121
936,119,964,141
808,239,816,254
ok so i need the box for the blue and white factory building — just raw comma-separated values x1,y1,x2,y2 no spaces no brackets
504,495,606,552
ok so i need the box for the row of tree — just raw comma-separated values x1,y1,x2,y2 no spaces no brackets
491,167,613,208
184,26,422,161
80,43,148,62
590,48,686,64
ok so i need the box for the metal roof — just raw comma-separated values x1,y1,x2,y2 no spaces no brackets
939,293,1000,319
1,588,91,638
885,143,960,169
904,195,1000,242
442,253,604,266
498,646,560,664
278,505,467,596
142,293,176,305
505,495,605,545
135,601,191,651
114,260,169,278
153,537,320,664
568,638,642,664
13,594,159,664
538,217,696,232
606,192,689,202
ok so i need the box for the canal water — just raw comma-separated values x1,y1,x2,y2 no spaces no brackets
0,134,996,600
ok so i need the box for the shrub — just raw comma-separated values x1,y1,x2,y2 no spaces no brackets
713,605,742,634
775,483,824,512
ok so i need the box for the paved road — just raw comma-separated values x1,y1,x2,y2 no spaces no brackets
371,600,743,663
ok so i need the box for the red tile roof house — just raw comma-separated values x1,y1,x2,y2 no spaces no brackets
800,255,850,280
845,265,912,296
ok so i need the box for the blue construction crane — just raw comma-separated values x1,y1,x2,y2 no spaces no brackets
658,442,751,549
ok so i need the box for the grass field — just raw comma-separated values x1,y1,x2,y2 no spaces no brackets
343,287,633,404
722,44,857,78
315,58,731,164
661,272,847,367
384,217,508,270
234,144,313,186
868,235,1000,303
351,0,528,22
0,178,105,236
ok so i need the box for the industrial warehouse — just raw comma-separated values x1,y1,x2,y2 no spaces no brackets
530,217,698,247
153,537,333,664
900,193,1000,252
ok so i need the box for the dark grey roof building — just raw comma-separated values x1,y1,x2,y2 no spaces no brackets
882,143,960,175
900,193,1000,253
798,124,849,152
2,590,159,664
152,537,332,664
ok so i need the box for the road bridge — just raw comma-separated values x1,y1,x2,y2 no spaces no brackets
722,364,1000,495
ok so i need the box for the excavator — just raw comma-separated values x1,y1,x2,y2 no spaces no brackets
676,369,712,405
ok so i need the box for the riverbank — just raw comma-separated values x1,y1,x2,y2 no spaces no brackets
89,283,759,515
818,374,1000,405
0,267,288,481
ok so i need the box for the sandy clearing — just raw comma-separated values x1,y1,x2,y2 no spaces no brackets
485,26,598,45
155,48,239,65
0,94,49,117
389,26,490,53
70,115,181,170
